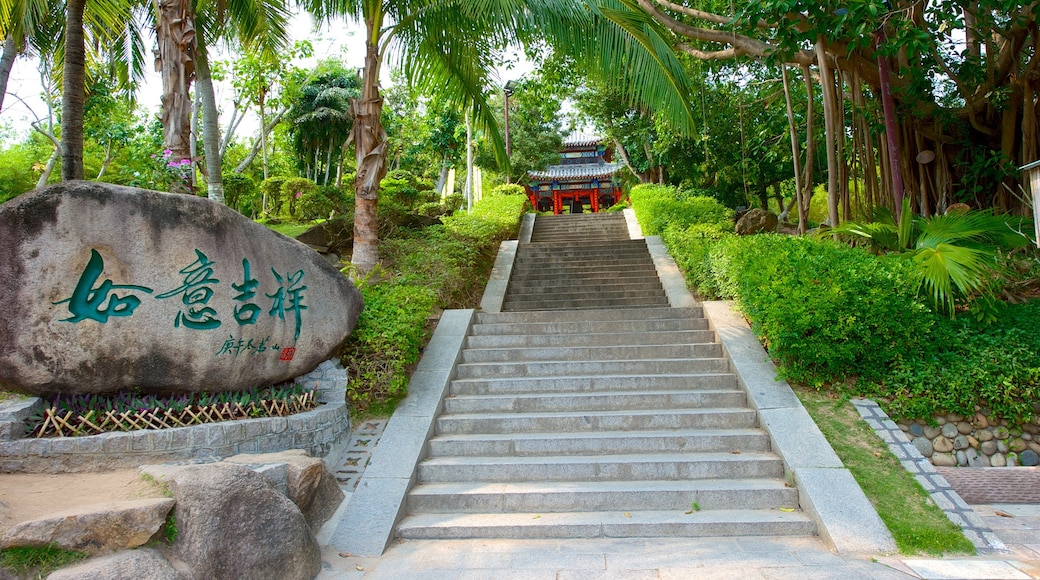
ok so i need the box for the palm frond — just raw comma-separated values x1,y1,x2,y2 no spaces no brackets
913,242,992,315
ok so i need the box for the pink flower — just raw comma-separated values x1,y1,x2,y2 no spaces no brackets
295,191,303,198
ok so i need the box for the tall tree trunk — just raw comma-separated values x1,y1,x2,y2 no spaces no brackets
350,24,388,274
32,122,61,188
781,66,807,233
816,39,840,227
195,44,225,203
800,64,816,219
876,30,904,218
465,109,474,212
156,0,197,194
61,0,87,181
233,107,285,173
0,33,19,114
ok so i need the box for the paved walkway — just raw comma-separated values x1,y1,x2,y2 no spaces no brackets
318,213,1040,579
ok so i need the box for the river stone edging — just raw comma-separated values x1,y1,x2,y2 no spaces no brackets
895,410,1040,468
851,398,1008,553
0,360,349,473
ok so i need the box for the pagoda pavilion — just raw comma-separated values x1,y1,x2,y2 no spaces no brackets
525,135,622,214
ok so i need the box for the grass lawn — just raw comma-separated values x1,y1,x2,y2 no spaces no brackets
261,219,322,239
796,386,976,555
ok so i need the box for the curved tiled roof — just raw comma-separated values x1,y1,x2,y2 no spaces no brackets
563,133,603,147
528,162,621,181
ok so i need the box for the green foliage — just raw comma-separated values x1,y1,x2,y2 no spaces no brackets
0,143,38,202
490,183,525,196
824,198,1031,316
0,544,87,576
443,192,528,242
340,283,437,415
706,235,933,386
865,303,1040,425
281,177,317,218
660,222,732,298
222,173,258,216
163,512,179,543
341,191,527,414
629,184,734,236
259,177,287,216
297,185,349,221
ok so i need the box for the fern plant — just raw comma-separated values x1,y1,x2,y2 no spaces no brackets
821,199,1030,317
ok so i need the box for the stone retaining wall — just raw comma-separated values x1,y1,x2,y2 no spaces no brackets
898,410,1040,468
0,360,350,473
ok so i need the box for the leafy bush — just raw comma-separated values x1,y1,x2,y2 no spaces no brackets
222,173,257,216
296,184,347,221
259,177,288,217
281,177,317,218
340,283,437,415
490,183,525,196
660,222,732,298
865,302,1040,424
706,234,933,386
0,144,38,202
443,191,528,242
629,184,733,236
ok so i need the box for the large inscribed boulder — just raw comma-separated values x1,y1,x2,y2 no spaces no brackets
0,181,362,396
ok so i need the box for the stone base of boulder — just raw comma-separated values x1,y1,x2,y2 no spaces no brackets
0,360,350,473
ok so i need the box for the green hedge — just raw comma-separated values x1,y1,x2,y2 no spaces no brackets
706,235,933,386
629,184,733,236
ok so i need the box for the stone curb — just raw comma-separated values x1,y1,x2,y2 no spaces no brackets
701,301,897,556
851,398,1010,554
0,360,351,473
327,309,475,557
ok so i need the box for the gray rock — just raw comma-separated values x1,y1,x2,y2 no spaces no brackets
734,209,778,235
998,439,1010,453
953,434,969,450
966,448,988,467
980,440,998,455
0,182,362,396
932,452,957,467
908,423,924,437
978,429,994,442
957,421,974,435
1020,450,1039,466
933,436,954,453
913,437,934,457
923,425,942,439
941,423,958,438
224,450,344,530
0,498,174,555
994,426,1010,440
1010,438,1028,453
46,548,187,580
956,450,967,466
991,453,1008,467
947,413,963,423
164,463,319,580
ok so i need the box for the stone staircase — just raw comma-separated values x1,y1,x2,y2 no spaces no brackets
502,213,669,311
394,213,816,541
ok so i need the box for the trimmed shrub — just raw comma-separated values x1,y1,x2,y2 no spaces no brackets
629,184,733,236
297,184,348,221
490,183,525,196
258,177,287,217
706,234,933,386
221,173,257,216
443,191,528,243
281,177,317,218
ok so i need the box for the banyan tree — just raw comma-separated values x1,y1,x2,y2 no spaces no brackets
638,0,1040,228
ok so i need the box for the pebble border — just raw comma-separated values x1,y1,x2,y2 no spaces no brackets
0,359,351,473
850,398,1008,554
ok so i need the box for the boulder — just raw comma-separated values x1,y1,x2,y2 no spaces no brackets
734,209,778,235
295,216,353,255
46,548,187,580
0,498,174,555
0,182,363,396
224,450,344,530
163,463,320,580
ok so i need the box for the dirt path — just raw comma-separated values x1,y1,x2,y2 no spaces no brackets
0,469,163,535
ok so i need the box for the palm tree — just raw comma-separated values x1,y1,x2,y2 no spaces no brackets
61,0,86,180
302,0,695,274
192,0,291,202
